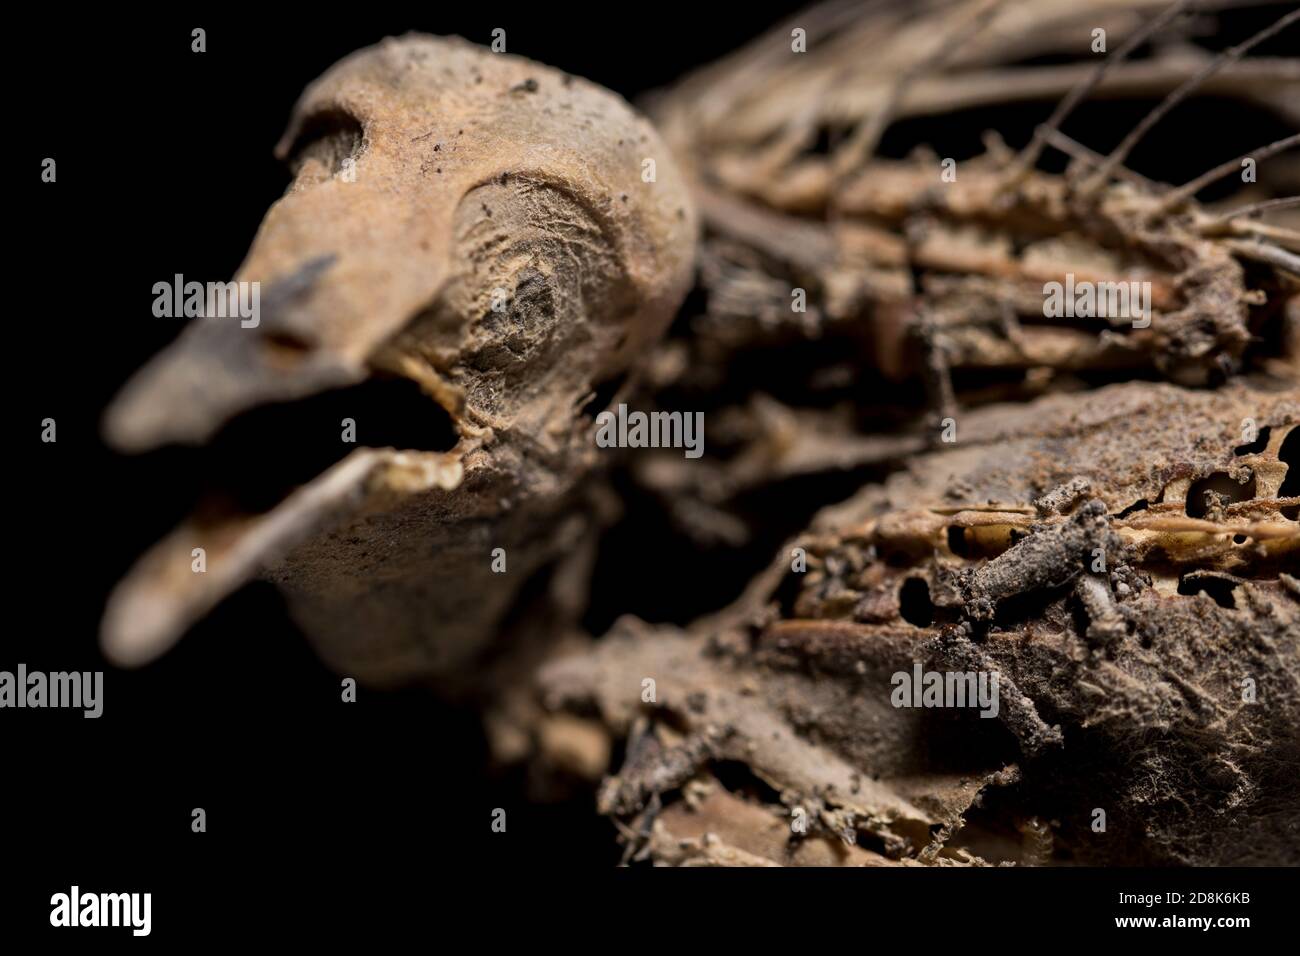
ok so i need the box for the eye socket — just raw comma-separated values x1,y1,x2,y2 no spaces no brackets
283,108,364,176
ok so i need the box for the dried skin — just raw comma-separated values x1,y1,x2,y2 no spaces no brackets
542,380,1299,866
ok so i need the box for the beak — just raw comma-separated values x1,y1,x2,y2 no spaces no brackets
100,168,463,667
100,446,465,668
104,173,452,453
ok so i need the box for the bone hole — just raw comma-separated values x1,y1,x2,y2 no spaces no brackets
1177,574,1236,609
1184,471,1256,518
1115,498,1149,518
1280,427,1299,498
946,526,969,557
285,108,364,176
1234,425,1270,456
899,577,934,627
709,760,783,804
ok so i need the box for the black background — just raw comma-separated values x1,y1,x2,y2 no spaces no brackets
7,2,1297,941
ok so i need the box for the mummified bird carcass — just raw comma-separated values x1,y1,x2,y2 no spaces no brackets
103,1,1299,865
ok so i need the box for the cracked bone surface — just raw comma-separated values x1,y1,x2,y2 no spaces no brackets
101,34,697,683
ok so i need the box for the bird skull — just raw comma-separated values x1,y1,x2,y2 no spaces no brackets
102,34,697,684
